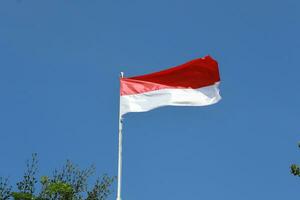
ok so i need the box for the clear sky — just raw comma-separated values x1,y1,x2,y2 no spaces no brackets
0,0,300,199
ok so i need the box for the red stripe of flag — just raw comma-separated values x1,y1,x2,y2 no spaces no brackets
120,55,220,96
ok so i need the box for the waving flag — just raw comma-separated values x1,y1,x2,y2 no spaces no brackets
120,55,221,116
117,55,222,200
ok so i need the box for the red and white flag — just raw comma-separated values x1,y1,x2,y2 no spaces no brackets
120,55,221,116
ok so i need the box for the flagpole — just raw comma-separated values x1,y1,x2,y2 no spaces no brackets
117,72,124,200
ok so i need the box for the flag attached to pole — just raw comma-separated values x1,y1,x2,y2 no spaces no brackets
120,55,221,116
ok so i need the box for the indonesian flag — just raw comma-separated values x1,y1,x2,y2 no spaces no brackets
120,55,221,116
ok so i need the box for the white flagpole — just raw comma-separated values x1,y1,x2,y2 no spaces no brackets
117,72,124,200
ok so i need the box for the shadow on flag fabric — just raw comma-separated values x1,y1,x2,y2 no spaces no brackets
120,55,221,116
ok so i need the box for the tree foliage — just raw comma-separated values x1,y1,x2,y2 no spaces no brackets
0,154,114,200
0,177,12,200
290,142,300,176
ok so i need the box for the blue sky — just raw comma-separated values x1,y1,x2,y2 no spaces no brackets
0,0,300,199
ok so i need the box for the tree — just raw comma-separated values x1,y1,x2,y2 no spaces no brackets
291,143,300,176
0,177,12,200
0,154,114,200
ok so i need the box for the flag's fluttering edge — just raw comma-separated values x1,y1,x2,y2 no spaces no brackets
120,55,221,116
